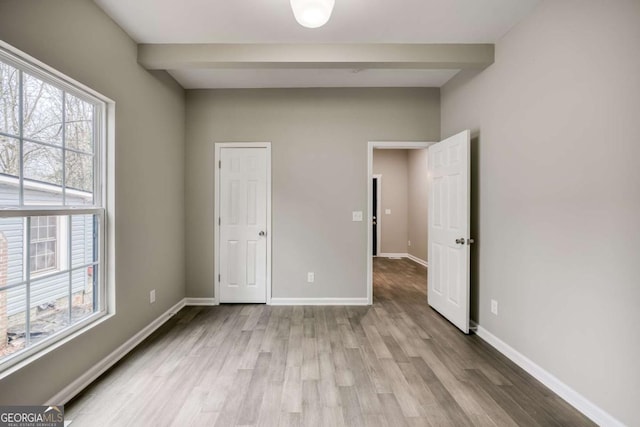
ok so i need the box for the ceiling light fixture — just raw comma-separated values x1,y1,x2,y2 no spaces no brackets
290,0,335,29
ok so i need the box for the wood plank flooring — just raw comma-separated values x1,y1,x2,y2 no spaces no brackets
66,258,594,426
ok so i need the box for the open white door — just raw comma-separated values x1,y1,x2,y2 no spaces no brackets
428,130,471,333
219,147,268,303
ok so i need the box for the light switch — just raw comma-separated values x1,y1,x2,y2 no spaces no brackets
385,209,391,215
352,211,363,221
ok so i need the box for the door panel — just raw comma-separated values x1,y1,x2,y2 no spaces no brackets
247,181,258,225
227,240,239,285
432,243,444,295
219,147,268,303
428,130,471,333
247,241,257,285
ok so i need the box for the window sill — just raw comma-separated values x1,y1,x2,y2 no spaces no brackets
0,310,113,381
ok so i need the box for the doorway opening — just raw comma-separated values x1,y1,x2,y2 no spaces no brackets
372,174,381,256
366,141,432,305
368,132,472,334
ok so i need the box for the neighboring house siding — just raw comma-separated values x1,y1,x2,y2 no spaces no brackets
2,217,24,311
0,184,94,316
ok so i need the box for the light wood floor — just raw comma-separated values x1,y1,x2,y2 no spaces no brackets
66,258,594,426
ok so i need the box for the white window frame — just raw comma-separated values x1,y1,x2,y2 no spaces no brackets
0,41,112,375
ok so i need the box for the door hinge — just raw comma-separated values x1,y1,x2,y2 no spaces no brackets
218,160,221,169
218,274,221,282
218,217,221,226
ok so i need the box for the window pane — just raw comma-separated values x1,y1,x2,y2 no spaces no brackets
29,272,70,344
1,285,26,360
0,62,20,138
0,135,20,177
23,73,63,145
71,214,97,268
0,135,20,205
44,241,56,268
23,142,63,186
23,142,63,205
29,243,39,272
47,222,56,239
65,151,93,196
65,94,93,153
30,216,40,239
71,267,96,322
0,218,24,288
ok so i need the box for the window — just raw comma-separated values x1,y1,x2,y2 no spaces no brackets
30,216,58,274
0,43,107,371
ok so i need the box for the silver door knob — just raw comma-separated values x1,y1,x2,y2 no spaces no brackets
467,238,475,244
259,231,266,237
455,238,465,244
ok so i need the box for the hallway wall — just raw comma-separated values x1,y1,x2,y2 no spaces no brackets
372,150,409,254
407,149,429,262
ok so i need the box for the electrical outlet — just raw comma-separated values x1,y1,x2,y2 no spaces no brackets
408,240,411,247
150,289,156,304
385,209,391,215
491,299,498,315
352,211,363,222
307,272,315,283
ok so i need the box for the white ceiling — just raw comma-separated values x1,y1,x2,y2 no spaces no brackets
94,0,540,88
95,0,539,44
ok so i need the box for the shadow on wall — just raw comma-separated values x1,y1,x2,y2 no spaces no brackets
470,134,480,323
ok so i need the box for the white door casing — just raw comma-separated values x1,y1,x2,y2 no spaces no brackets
428,130,471,333
366,141,431,304
218,146,269,303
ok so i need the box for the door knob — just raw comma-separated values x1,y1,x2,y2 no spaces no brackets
259,231,266,237
455,238,465,244
467,238,475,244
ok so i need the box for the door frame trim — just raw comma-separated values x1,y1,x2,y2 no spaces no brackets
372,174,382,256
367,141,433,305
214,142,272,304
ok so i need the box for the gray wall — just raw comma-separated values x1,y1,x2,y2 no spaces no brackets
441,0,640,424
373,150,409,255
407,149,428,262
186,88,440,299
0,0,185,404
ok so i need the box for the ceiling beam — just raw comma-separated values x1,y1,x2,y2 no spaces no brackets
138,44,494,70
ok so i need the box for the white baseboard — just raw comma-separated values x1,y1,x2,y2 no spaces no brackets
184,297,219,306
46,298,186,405
378,252,428,267
270,298,369,306
379,252,408,258
471,321,624,427
406,253,428,267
